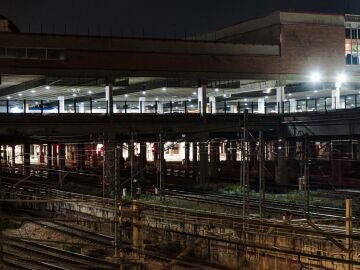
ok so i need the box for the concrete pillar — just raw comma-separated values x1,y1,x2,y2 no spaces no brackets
209,141,220,178
47,143,52,169
2,145,7,166
354,141,360,161
78,102,85,113
91,144,98,168
332,87,343,109
139,142,147,170
275,138,287,186
198,85,207,115
58,96,65,113
11,145,15,166
257,98,265,114
153,143,159,163
192,142,198,165
23,142,30,176
199,142,208,184
105,82,113,115
139,97,146,113
227,141,237,167
157,102,163,114
184,142,190,167
209,96,216,114
59,144,65,187
225,141,231,166
39,145,45,164
276,86,285,113
289,98,297,113
77,144,85,171
104,138,115,195
53,145,58,168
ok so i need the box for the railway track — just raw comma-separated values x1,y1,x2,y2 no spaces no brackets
161,188,360,221
2,172,359,222
33,220,113,246
2,236,121,270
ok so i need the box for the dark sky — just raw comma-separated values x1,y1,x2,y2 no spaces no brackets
0,0,359,37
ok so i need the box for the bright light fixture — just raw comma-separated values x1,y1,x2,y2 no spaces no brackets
155,97,159,101
314,90,318,93
288,93,292,96
72,93,77,97
124,94,128,98
6,96,11,99
45,85,50,90
142,91,146,95
265,96,268,99
336,73,347,84
306,96,310,99
162,87,166,91
88,90,92,94
310,72,321,83
215,88,219,92
263,88,272,94
18,93,23,96
192,92,196,95
223,94,227,97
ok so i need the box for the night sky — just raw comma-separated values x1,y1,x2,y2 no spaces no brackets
0,0,360,37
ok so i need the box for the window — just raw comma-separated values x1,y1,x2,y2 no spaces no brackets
345,27,360,65
27,48,46,59
346,28,351,38
6,48,26,58
47,49,65,60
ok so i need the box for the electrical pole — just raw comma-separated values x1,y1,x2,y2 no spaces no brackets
345,199,353,270
102,136,105,198
159,133,164,200
130,134,134,198
241,109,249,243
259,131,265,218
242,109,249,219
303,134,310,219
0,160,3,270
114,146,120,256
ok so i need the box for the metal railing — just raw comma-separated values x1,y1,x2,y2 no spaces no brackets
0,94,359,116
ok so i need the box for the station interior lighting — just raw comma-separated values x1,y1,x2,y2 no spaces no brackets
18,93,22,96
124,94,128,98
45,85,50,90
142,91,146,95
215,88,219,92
72,93,77,97
6,96,11,99
336,73,347,88
336,73,346,83
162,87,166,91
31,90,36,93
263,88,272,94
310,72,321,83
88,90,92,94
